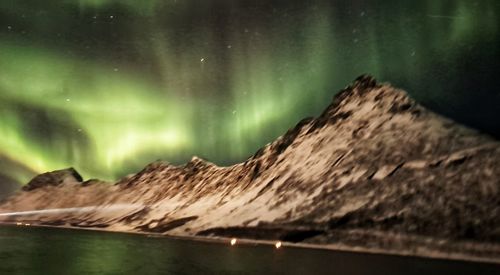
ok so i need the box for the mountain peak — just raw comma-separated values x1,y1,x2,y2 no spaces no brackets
185,156,215,169
331,75,416,114
22,167,83,191
348,74,379,91
305,75,420,136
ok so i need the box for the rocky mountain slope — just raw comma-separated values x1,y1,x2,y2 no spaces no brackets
1,76,500,262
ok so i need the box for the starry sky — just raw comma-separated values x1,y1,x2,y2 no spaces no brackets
0,0,499,187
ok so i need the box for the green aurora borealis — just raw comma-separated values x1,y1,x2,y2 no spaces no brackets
0,0,499,184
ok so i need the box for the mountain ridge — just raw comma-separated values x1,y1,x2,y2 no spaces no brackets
1,75,500,263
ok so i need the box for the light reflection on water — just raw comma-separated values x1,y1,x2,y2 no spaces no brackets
0,226,498,275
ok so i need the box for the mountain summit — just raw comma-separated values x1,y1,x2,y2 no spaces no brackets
1,76,500,262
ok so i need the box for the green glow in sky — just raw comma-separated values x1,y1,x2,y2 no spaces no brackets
0,43,193,179
73,0,162,15
0,0,498,183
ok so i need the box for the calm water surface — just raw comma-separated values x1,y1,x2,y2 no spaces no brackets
0,226,499,275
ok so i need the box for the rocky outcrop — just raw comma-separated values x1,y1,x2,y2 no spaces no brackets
22,168,83,191
1,76,500,262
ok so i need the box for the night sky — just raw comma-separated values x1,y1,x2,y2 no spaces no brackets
0,0,499,185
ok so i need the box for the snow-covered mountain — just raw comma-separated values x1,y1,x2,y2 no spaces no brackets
1,76,499,262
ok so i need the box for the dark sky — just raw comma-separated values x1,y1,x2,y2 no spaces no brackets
0,0,499,183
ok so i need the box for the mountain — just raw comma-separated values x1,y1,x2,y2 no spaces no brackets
1,76,499,262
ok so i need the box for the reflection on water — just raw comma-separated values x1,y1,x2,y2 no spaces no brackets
0,226,498,275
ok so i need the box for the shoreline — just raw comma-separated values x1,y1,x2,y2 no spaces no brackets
1,221,499,266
